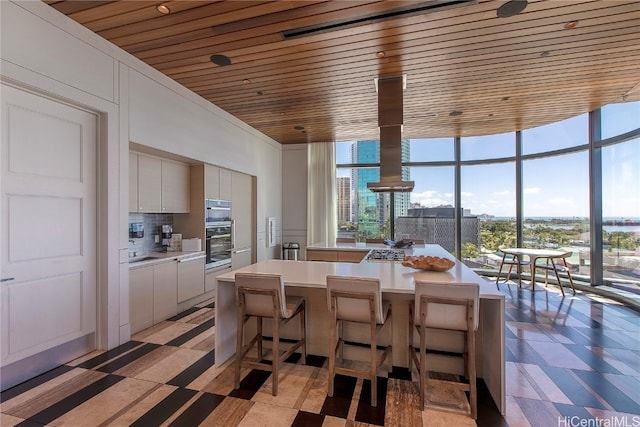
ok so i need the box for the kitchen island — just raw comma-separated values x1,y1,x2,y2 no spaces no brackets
215,244,505,414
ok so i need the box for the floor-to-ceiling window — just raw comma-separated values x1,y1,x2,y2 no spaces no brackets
335,101,640,293
599,101,640,293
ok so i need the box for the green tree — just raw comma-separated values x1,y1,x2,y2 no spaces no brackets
462,242,480,260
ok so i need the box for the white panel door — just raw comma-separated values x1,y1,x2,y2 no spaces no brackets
1,85,97,375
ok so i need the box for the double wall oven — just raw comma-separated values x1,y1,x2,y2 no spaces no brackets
205,199,233,268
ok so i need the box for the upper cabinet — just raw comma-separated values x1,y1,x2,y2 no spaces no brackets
205,165,231,201
161,160,190,213
130,152,190,213
136,153,162,212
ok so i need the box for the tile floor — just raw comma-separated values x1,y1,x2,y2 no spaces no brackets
1,278,638,427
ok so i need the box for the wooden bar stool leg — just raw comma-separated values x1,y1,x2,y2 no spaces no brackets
328,302,336,398
257,316,263,360
300,300,307,364
272,311,280,396
235,297,244,389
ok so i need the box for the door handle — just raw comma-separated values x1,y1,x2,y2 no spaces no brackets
1,277,15,283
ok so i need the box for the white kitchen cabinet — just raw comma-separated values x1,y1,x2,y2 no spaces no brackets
177,255,205,303
129,265,154,334
232,248,252,270
130,152,190,213
136,153,162,212
206,165,232,201
205,164,220,200
129,152,139,212
231,171,253,249
162,159,190,213
152,261,178,323
219,168,232,201
205,264,232,293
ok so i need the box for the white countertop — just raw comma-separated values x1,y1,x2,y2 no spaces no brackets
217,244,502,299
128,251,205,268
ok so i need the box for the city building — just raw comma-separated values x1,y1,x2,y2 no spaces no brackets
396,207,480,253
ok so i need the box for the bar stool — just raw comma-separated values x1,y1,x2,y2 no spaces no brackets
234,272,306,396
409,281,479,418
326,275,392,407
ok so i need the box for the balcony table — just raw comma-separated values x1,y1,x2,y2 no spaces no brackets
498,247,575,295
215,244,505,415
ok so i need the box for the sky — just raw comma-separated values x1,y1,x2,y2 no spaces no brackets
336,101,640,218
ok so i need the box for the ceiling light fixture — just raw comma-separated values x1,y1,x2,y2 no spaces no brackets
242,79,251,84
564,20,579,30
540,51,550,57
294,125,305,131
256,91,263,96
156,4,170,14
210,54,231,66
496,0,527,18
377,51,386,58
449,110,463,117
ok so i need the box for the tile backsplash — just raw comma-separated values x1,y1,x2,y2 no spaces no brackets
128,213,174,256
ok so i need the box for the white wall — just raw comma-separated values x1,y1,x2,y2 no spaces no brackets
0,1,282,350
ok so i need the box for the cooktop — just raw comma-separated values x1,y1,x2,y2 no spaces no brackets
365,249,406,261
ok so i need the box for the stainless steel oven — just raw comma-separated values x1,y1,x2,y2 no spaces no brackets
205,200,233,268
205,223,232,268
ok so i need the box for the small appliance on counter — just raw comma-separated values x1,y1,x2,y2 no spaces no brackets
129,222,144,238
182,238,202,252
168,233,182,252
161,224,173,249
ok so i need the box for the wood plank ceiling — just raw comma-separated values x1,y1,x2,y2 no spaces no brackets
44,0,640,144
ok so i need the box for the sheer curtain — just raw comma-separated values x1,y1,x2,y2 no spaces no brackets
307,142,337,245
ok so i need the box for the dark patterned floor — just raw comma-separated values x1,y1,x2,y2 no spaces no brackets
1,279,638,427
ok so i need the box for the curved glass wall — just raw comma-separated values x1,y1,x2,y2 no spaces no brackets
335,101,640,293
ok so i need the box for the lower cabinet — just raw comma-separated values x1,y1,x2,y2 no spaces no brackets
130,265,154,333
153,261,178,322
177,255,205,303
232,247,252,270
306,249,368,263
129,261,177,334
205,264,232,293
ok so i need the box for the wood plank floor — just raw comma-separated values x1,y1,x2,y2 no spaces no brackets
1,278,638,426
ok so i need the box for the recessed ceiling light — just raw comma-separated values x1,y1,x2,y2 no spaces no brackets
540,51,550,57
156,4,170,15
210,54,232,66
294,125,305,131
256,91,263,96
376,51,386,58
502,96,510,101
242,79,251,84
449,110,463,117
564,20,579,30
488,113,494,117
497,0,527,18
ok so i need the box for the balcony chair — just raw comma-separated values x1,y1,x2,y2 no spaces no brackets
533,251,576,296
234,272,306,396
409,281,479,418
495,246,529,286
326,275,392,407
